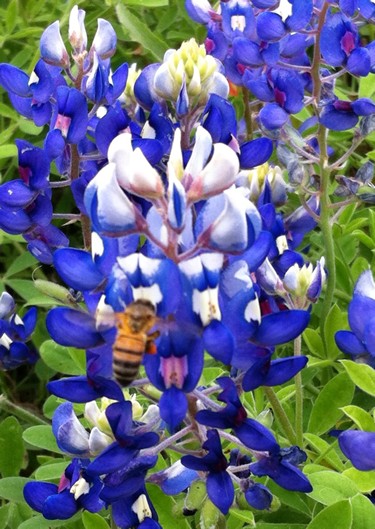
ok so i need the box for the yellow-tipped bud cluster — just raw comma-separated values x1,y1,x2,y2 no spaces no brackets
154,38,229,109
239,163,288,205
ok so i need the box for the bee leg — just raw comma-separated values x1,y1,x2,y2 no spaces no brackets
145,331,160,355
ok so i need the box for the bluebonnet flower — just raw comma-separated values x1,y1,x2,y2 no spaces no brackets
181,429,235,514
335,270,375,364
0,292,37,370
249,446,312,492
195,377,279,451
320,12,374,76
24,458,104,520
86,400,159,476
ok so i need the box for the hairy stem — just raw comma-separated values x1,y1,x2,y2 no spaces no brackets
294,335,304,446
310,2,335,353
264,387,297,445
0,395,49,425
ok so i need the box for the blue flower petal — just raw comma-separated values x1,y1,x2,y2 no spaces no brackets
43,489,78,520
335,330,367,356
46,307,103,348
206,471,234,515
87,443,138,475
54,248,104,291
339,430,375,470
253,310,310,346
240,138,273,169
24,481,58,512
159,387,187,431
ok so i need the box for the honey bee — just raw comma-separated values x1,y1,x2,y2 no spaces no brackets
113,299,159,386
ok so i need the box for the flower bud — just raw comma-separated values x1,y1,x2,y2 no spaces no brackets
154,38,228,108
69,5,87,54
91,18,116,59
40,21,70,68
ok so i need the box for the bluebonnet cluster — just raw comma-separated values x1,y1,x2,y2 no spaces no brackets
0,292,37,370
0,1,353,527
335,270,375,472
186,0,375,133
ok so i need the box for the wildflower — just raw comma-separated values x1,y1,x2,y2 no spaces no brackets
0,292,37,370
24,459,104,520
335,270,375,363
181,429,235,514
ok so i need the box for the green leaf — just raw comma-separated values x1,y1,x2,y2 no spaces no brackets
6,0,17,33
307,372,355,435
359,74,375,99
123,0,168,5
303,328,325,359
200,498,222,529
352,229,375,250
23,425,61,454
39,340,85,375
0,416,25,477
35,461,67,481
304,433,344,471
351,493,375,529
265,482,310,517
82,512,110,529
0,144,17,159
148,484,189,529
18,513,81,528
229,508,255,525
256,522,306,529
307,471,359,505
116,5,169,61
340,359,375,397
0,477,31,502
324,304,348,359
3,279,41,301
341,405,375,431
4,252,37,278
306,500,352,529
0,505,9,529
343,468,375,493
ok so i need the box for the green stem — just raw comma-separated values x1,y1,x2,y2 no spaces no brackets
294,335,304,447
318,124,335,352
242,87,253,140
264,387,297,445
0,395,49,425
310,3,335,353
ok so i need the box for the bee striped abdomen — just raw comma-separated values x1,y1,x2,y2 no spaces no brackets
113,333,147,386
113,300,157,387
